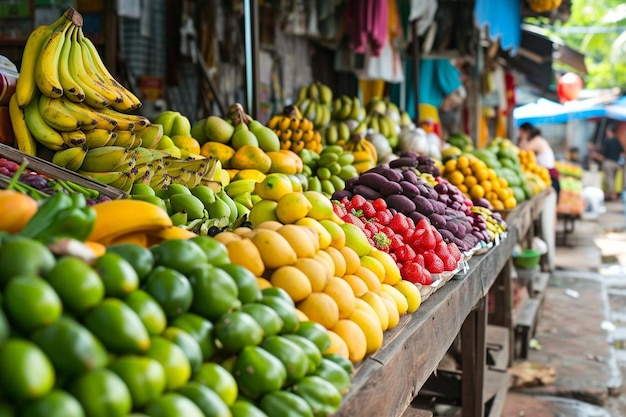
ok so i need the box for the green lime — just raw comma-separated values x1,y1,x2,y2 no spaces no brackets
213,312,263,354
143,266,193,319
108,356,166,409
162,327,203,375
260,335,309,384
219,264,262,304
177,382,231,417
166,184,192,197
261,287,294,307
106,244,155,282
233,346,286,399
31,317,108,376
259,296,299,334
323,352,354,375
83,298,150,354
240,303,283,337
188,264,240,321
169,194,205,220
131,184,156,196
94,252,139,297
145,337,191,391
0,339,55,400
4,275,61,333
151,240,208,275
190,236,230,266
170,313,217,361
312,357,352,394
68,369,131,417
193,363,238,406
19,389,84,417
45,256,105,315
282,334,321,374
230,400,269,417
124,290,167,336
0,239,55,287
294,321,331,353
144,393,204,417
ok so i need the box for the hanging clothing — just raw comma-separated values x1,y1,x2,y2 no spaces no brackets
346,0,389,57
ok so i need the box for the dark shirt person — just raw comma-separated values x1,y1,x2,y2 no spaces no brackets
598,125,624,201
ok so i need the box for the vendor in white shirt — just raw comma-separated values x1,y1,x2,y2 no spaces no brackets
517,122,560,200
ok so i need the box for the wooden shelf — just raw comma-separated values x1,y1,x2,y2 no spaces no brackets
485,369,511,417
533,272,550,297
486,325,510,371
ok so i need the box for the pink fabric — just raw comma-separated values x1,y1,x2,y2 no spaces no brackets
348,0,389,57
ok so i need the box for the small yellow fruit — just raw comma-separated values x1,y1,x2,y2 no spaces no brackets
250,229,298,269
294,308,310,322
360,292,389,331
354,266,381,293
341,275,369,298
276,224,317,258
393,280,421,313
319,219,346,250
368,250,401,285
254,173,293,201
275,192,313,224
248,200,279,228
314,250,336,278
295,217,332,249
297,292,340,330
380,284,409,315
322,277,356,319
340,246,361,275
303,191,335,220
324,246,346,278
380,296,400,329
349,308,383,355
331,319,367,363
226,239,265,277
256,277,272,290
294,258,330,292
270,265,313,303
359,255,386,284
325,330,350,359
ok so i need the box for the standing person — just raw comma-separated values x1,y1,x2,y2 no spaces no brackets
596,124,624,201
517,122,560,199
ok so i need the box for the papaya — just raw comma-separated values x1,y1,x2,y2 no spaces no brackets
93,252,139,297
0,239,55,287
233,346,286,399
145,337,191,391
45,256,105,315
106,243,155,282
259,390,313,417
193,363,238,407
260,335,309,384
218,263,262,304
31,317,108,376
322,352,354,375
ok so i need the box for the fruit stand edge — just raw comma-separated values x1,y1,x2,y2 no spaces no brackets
335,189,550,417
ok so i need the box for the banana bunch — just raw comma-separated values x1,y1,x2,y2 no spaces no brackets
295,81,333,106
319,120,351,146
331,95,366,122
337,133,378,174
471,205,507,243
266,104,322,154
299,145,358,198
361,98,401,148
12,8,149,156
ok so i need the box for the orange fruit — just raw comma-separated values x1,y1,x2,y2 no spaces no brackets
368,250,401,285
325,330,350,359
354,267,381,293
342,275,369,298
324,247,346,278
380,284,408,315
339,246,361,276
276,224,317,258
469,184,485,200
360,292,389,331
297,292,340,330
256,277,272,290
322,277,356,319
294,308,310,322
230,145,272,173
380,296,400,329
294,218,331,249
331,320,367,363
294,258,330,292
359,255,385,284
348,308,383,355
318,219,346,249
314,250,336,278
226,239,264,276
270,266,312,303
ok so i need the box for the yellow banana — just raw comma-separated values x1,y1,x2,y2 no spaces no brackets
23,96,65,151
78,170,128,185
15,25,53,108
78,27,141,110
84,129,115,148
57,22,85,103
52,146,87,171
267,115,282,130
279,116,291,132
61,130,87,148
80,145,134,172
67,26,109,108
36,20,71,99
300,118,313,132
289,117,300,131
133,147,156,166
9,95,38,155
296,86,308,103
48,97,97,129
39,95,82,131
112,131,136,149
89,199,172,244
291,129,304,142
99,107,150,129
281,129,293,142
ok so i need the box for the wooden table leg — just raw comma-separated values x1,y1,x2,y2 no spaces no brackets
462,296,487,417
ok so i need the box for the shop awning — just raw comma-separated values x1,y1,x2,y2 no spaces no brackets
606,96,626,121
475,0,521,54
513,98,606,126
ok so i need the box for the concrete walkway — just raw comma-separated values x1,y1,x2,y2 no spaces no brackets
503,200,626,416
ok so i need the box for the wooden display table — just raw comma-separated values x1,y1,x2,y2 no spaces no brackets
335,190,550,417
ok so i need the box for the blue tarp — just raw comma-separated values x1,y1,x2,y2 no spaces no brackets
513,98,606,126
606,96,626,121
475,0,521,55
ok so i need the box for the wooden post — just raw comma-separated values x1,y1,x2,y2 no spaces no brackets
468,28,484,146
461,296,486,417
412,20,420,124
243,0,260,118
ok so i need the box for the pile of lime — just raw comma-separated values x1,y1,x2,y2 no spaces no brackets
0,235,352,417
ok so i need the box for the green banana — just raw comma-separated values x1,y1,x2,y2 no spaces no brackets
23,95,65,150
80,146,134,172
224,179,257,198
52,146,87,171
39,95,81,131
218,190,238,223
60,130,87,148
84,129,115,148
79,170,128,185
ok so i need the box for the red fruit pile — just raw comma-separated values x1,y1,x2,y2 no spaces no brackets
333,195,462,285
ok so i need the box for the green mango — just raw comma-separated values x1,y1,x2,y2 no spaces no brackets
259,391,313,417
260,335,309,384
292,376,342,417
312,358,352,394
233,346,286,399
